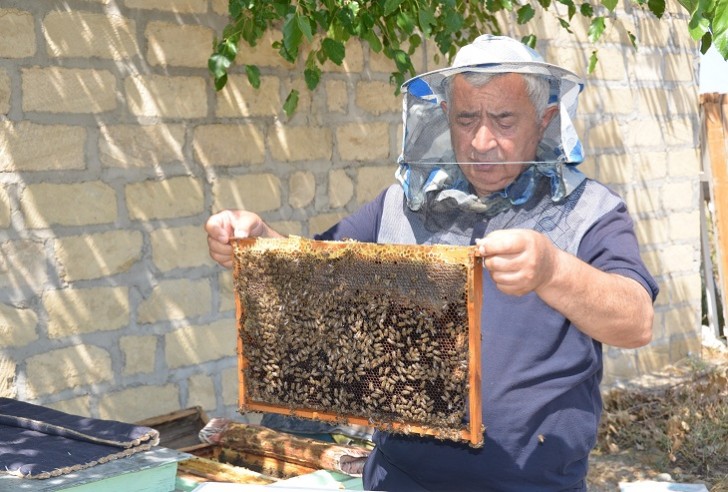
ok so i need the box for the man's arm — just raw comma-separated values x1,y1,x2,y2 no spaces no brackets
477,229,654,348
205,210,284,269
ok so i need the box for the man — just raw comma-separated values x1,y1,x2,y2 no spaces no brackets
206,35,657,491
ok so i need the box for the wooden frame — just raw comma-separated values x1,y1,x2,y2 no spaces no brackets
233,237,484,447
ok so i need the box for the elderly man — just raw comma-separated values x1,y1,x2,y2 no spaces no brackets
206,35,657,491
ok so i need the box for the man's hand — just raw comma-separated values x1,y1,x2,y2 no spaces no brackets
204,210,282,269
476,229,558,297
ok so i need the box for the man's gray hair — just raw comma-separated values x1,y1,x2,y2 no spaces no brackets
442,72,552,119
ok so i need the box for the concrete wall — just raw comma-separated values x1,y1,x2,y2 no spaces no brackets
0,0,703,423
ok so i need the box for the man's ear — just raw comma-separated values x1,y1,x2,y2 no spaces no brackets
440,100,448,115
540,104,558,131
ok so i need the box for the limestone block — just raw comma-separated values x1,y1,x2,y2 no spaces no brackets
637,87,670,116
586,119,623,152
632,152,669,181
99,124,185,168
289,171,316,209
43,11,138,60
336,122,390,161
624,185,661,215
220,366,239,406
0,240,47,299
125,176,204,221
270,220,303,237
237,31,294,69
211,0,227,15
55,230,143,281
0,355,16,399
120,335,157,376
667,149,700,177
137,278,210,323
670,273,703,305
0,121,85,171
669,333,702,360
43,286,130,338
212,174,282,213
146,21,214,68
0,303,39,347
322,38,364,73
22,67,117,113
639,17,673,47
25,345,113,399
125,74,207,118
46,396,93,417
667,211,699,241
328,169,353,208
664,117,697,147
0,69,9,114
123,0,207,13
215,75,282,118
186,374,216,411
595,153,633,185
624,120,665,149
193,124,266,167
355,80,400,116
0,9,35,58
150,224,209,271
632,52,664,82
580,87,636,117
633,216,670,248
661,181,697,211
665,52,698,83
642,244,695,278
602,348,639,385
664,304,700,336
635,343,673,374
21,182,117,228
219,270,235,313
0,186,10,228
164,320,236,369
325,79,348,113
356,166,396,204
99,384,180,422
268,125,332,162
308,211,349,235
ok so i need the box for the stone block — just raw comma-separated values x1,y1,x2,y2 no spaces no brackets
624,120,665,149
237,30,294,68
661,180,697,211
356,166,396,204
336,122,390,161
322,38,364,73
0,121,85,171
602,348,639,386
270,220,303,237
0,186,10,228
665,52,698,83
635,343,673,374
637,87,670,116
215,75,282,118
212,174,282,213
595,153,633,185
55,230,143,281
624,185,661,215
632,152,668,181
125,176,204,221
99,384,180,422
193,124,266,167
137,278,210,324
186,374,216,411
664,116,697,147
25,345,113,399
211,0,227,15
150,224,209,271
328,169,353,208
165,320,236,369
43,11,138,59
123,0,207,13
125,74,207,118
0,355,16,399
667,211,699,241
146,21,214,68
120,335,157,376
634,216,670,245
0,69,9,114
21,182,117,228
0,303,39,347
355,80,400,115
667,149,699,177
325,79,348,113
220,366,239,407
43,286,130,338
309,211,349,236
0,9,35,58
22,67,117,113
586,119,624,153
268,125,332,162
219,270,235,313
289,171,316,209
100,124,185,168
663,304,700,337
46,396,93,417
580,87,636,116
0,240,47,300
632,51,664,81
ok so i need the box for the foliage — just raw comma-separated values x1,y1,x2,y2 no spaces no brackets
209,0,728,115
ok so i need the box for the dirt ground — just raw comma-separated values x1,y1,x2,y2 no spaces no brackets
586,341,728,491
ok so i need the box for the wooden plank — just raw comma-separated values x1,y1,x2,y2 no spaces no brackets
467,249,484,447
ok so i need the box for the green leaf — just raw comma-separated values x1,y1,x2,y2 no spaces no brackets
558,18,573,32
580,3,595,17
383,0,404,16
538,0,552,8
304,66,321,90
521,34,538,48
601,0,618,11
627,30,638,48
588,50,598,73
220,38,238,59
517,4,536,23
396,11,416,34
322,38,345,64
363,30,383,52
647,0,666,17
297,13,314,42
712,0,728,57
418,7,437,36
392,49,412,73
245,64,261,89
208,52,231,80
283,89,299,117
588,16,606,42
281,13,303,62
687,0,712,40
214,72,228,91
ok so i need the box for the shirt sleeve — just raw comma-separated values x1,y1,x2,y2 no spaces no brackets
313,188,388,243
577,202,659,301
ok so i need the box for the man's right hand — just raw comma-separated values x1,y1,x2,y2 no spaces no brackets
204,210,282,269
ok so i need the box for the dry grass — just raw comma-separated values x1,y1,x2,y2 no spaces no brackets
589,346,728,491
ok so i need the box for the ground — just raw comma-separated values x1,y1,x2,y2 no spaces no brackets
586,342,728,492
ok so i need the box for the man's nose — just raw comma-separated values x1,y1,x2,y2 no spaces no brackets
471,124,497,152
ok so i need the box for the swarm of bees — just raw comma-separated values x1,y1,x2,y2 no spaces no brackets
232,237,481,445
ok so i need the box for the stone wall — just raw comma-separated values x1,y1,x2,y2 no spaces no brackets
0,0,703,423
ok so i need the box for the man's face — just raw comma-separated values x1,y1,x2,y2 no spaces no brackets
443,73,556,196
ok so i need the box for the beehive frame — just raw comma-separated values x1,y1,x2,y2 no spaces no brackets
232,236,484,447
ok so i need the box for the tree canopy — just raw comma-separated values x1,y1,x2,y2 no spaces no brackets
209,0,728,115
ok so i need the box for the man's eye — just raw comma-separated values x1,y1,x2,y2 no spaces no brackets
456,117,477,127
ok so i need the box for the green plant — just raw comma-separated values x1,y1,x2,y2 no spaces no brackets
209,0,728,115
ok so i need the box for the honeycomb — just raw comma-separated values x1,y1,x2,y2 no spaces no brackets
232,236,483,447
